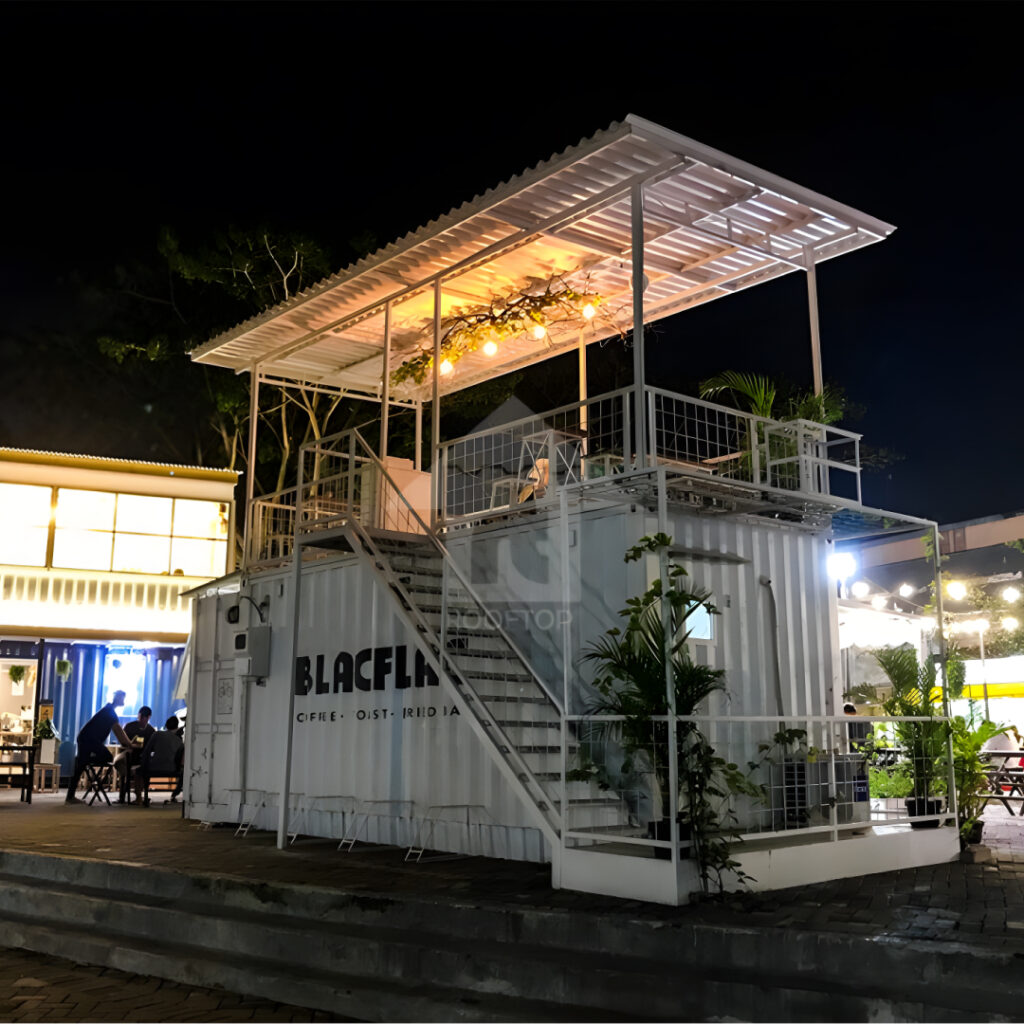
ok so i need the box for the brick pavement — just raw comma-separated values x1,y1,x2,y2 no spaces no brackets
0,947,343,1022
3,791,1024,950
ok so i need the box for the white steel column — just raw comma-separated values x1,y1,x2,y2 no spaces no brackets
244,367,260,568
631,184,647,466
277,452,305,850
578,329,588,438
806,262,824,397
380,302,392,460
414,402,423,472
431,281,442,529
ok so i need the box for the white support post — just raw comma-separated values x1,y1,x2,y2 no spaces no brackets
431,281,442,529
578,328,588,442
806,261,824,397
277,451,305,850
631,183,647,467
380,302,391,461
931,523,958,826
244,368,260,569
559,485,571,855
414,402,423,472
656,471,679,866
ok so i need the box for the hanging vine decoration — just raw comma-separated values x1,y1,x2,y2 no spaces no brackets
390,278,604,388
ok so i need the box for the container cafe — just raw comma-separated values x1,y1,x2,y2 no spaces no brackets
181,116,959,905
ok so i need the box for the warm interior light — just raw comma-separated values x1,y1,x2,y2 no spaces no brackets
826,552,856,582
1003,586,1021,603
582,303,596,320
850,581,870,599
1002,616,1020,632
898,583,915,598
871,595,888,610
532,324,546,340
482,340,498,357
439,359,453,375
946,581,967,601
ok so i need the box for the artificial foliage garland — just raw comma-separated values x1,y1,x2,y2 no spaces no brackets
390,278,602,388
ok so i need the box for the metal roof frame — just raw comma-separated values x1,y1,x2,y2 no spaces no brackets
191,115,895,405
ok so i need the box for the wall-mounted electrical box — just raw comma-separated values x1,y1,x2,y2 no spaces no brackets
233,625,271,678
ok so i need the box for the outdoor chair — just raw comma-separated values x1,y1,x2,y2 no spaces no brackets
81,758,112,806
133,732,183,806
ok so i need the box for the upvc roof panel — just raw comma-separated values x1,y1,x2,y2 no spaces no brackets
192,116,894,401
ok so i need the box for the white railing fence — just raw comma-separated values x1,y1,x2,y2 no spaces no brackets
562,713,954,859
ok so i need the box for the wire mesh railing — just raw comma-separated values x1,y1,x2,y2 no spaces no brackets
562,714,954,859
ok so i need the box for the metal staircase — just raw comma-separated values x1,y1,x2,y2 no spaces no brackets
295,429,629,849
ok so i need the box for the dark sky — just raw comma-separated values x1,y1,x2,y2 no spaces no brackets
2,3,1020,525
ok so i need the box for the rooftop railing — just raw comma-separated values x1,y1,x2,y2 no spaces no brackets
245,385,864,562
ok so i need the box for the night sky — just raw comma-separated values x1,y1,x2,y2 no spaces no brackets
3,3,1020,525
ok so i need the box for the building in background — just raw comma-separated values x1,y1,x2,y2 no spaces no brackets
0,448,237,779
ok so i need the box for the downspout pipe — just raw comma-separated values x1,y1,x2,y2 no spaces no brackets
759,575,785,719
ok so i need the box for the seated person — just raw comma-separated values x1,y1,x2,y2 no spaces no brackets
517,457,550,503
136,716,185,805
113,705,155,803
65,690,132,803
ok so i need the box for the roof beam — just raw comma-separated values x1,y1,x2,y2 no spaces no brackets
212,155,690,374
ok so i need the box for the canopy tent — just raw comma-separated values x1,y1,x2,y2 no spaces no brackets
191,115,895,407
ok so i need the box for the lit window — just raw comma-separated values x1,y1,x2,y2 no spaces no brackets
685,602,714,642
170,537,227,577
52,528,114,571
174,499,229,539
56,489,115,531
104,652,146,716
112,533,171,574
0,483,51,566
116,494,172,535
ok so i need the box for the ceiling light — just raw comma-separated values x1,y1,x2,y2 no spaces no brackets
1003,616,1020,632
946,581,967,601
827,552,856,582
439,359,453,376
850,581,870,599
532,324,546,340
898,583,915,598
582,303,596,320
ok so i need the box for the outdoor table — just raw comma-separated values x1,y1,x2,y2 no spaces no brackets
982,751,1024,815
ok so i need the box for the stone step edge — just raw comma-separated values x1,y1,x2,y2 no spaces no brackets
0,910,640,1023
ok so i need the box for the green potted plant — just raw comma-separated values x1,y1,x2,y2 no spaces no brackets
55,659,72,683
580,534,758,892
33,717,59,764
9,664,27,693
946,715,1005,846
875,646,953,827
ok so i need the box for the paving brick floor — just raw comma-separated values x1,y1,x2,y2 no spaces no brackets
4,792,1024,965
0,947,343,1022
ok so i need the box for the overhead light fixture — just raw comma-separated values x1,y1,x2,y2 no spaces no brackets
1003,586,1021,604
898,583,915,598
946,581,967,601
850,581,870,599
582,303,596,321
532,324,546,340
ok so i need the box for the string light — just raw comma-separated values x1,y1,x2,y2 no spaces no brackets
439,359,453,376
946,581,967,601
482,340,498,357
582,303,596,320
532,324,546,340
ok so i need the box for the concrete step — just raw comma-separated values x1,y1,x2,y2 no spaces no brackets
1,849,1019,1021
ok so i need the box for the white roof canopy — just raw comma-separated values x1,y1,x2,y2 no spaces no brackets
192,115,895,404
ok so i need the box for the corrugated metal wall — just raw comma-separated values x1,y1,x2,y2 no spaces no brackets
187,504,838,862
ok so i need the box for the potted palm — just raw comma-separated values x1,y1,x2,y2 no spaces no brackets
875,647,950,827
947,716,1005,846
581,534,757,892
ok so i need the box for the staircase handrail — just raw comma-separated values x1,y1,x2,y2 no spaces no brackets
349,429,565,713
342,515,561,842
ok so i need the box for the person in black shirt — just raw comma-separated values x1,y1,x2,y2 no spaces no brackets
65,690,132,803
113,705,155,803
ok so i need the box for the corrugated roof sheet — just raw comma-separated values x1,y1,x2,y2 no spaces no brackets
192,115,895,403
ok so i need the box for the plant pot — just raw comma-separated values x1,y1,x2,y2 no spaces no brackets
963,819,984,845
906,796,943,828
647,817,691,860
38,737,57,764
